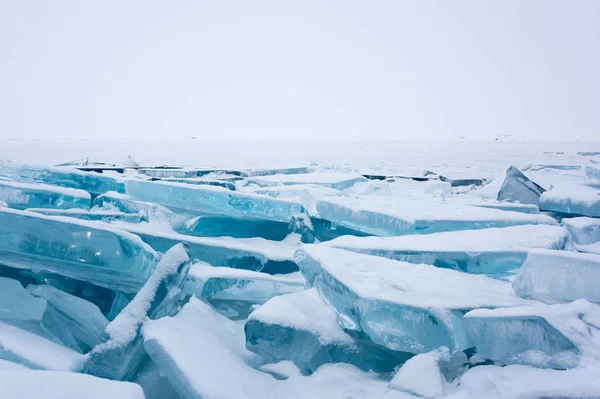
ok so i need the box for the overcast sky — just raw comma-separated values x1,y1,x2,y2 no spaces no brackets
0,1,598,141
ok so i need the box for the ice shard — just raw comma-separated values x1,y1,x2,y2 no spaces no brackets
296,246,530,354
27,284,109,352
184,264,304,319
512,249,600,304
125,179,307,222
0,321,86,371
0,160,125,195
464,300,600,369
539,183,600,217
178,214,291,241
83,243,190,381
497,166,546,205
0,208,158,293
247,171,368,190
324,225,568,278
0,180,91,211
245,288,409,373
27,208,142,223
562,216,600,245
316,197,556,236
92,191,188,225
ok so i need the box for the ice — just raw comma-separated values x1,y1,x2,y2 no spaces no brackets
586,165,600,181
137,168,198,178
444,364,600,399
563,216,600,245
247,171,368,190
245,288,408,373
125,179,307,222
83,243,190,380
296,245,530,354
316,196,557,236
0,370,145,399
0,277,47,327
0,208,158,293
539,183,600,217
577,241,600,255
0,160,125,196
496,166,546,205
144,296,389,399
184,264,304,319
245,166,311,177
512,249,600,304
464,300,600,369
92,191,187,225
324,225,568,277
388,348,453,398
0,321,86,371
472,202,540,214
27,284,109,352
252,184,342,216
179,214,291,241
0,180,91,211
112,221,300,273
132,358,180,399
27,208,142,223
155,177,237,191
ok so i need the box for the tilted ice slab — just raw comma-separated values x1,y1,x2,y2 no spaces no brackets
125,179,306,222
296,246,531,354
0,370,145,399
496,166,546,205
83,243,190,381
0,180,91,211
184,264,304,319
0,160,125,195
444,364,600,399
464,299,600,369
178,214,291,241
324,225,568,277
27,208,142,223
247,172,368,191
27,284,109,352
0,321,86,371
92,191,188,225
512,249,600,304
144,297,389,399
245,288,407,374
0,208,158,293
316,196,556,236
539,183,600,217
113,221,300,273
562,216,600,245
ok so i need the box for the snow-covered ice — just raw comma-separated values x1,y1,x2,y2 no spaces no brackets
539,183,600,217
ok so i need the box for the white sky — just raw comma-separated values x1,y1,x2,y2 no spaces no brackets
0,1,599,141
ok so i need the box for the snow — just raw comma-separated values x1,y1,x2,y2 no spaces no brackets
389,348,449,398
0,370,145,399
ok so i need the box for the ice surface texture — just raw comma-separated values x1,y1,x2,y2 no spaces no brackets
296,245,530,354
496,166,545,205
539,183,600,217
245,288,408,373
0,208,158,293
0,180,91,211
83,243,191,381
316,197,556,236
324,225,568,277
0,160,125,195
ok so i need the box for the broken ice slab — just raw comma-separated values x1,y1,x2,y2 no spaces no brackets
316,196,557,236
444,364,600,399
245,288,409,374
178,214,291,241
562,216,600,245
83,244,191,381
92,191,188,225
0,160,125,196
27,284,109,352
296,246,530,354
539,183,600,217
497,166,546,205
252,184,342,216
125,179,307,222
154,177,236,191
0,208,158,293
472,202,540,214
247,172,368,191
27,208,142,223
183,264,304,319
586,165,600,182
113,221,300,273
324,225,569,278
137,168,198,178
0,370,145,399
244,166,311,177
0,180,91,211
464,300,600,369
512,249,600,304
0,321,86,371
577,241,600,255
